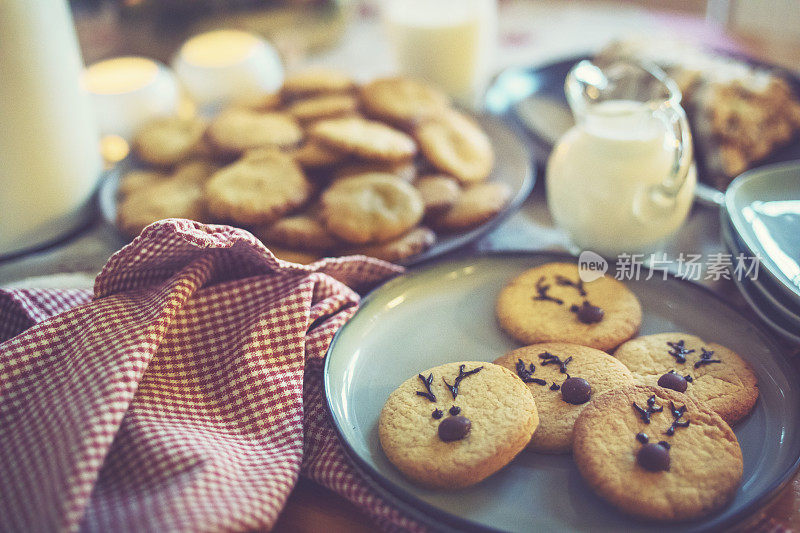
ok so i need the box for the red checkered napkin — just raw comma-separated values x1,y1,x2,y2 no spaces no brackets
0,219,425,532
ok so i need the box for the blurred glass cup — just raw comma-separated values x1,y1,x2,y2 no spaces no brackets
84,57,181,141
381,0,497,108
173,29,284,110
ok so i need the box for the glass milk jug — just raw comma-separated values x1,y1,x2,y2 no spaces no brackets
546,59,696,257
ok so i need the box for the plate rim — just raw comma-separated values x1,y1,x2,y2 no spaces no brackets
721,211,800,344
724,159,800,301
95,114,536,267
720,206,800,329
323,250,800,532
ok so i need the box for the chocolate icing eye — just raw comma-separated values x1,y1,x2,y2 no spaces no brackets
438,415,471,442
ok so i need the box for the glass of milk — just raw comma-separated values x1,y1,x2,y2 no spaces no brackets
381,0,497,107
0,0,103,257
546,59,696,258
173,30,284,110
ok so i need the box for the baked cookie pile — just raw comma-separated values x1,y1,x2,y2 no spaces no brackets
117,70,509,264
378,261,759,522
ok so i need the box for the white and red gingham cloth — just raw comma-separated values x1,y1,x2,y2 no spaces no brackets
0,219,425,532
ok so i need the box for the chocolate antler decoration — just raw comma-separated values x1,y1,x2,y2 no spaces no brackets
633,394,664,423
694,348,722,369
533,277,564,305
666,340,695,364
555,275,587,296
443,364,483,400
664,401,690,435
416,373,436,402
515,358,547,385
539,352,572,373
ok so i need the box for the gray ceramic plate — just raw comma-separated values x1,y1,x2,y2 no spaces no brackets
97,115,534,267
725,161,800,302
324,252,800,532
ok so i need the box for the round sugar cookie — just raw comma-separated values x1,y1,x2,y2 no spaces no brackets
204,149,311,225
287,94,359,123
207,108,303,154
415,109,494,184
319,173,423,244
379,361,538,489
282,68,355,97
430,182,510,232
311,117,417,162
495,342,634,453
496,262,642,351
573,385,743,521
117,177,206,237
613,333,758,425
360,77,450,127
133,116,206,167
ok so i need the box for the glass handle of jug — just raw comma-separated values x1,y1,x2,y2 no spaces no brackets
651,101,693,205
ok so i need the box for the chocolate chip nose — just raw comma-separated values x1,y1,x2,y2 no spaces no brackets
658,371,688,392
438,415,471,442
637,442,671,472
574,301,604,324
561,376,591,404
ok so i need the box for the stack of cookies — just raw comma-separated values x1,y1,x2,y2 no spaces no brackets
379,262,759,523
117,70,510,264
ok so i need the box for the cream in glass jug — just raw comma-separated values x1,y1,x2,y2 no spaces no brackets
546,59,696,257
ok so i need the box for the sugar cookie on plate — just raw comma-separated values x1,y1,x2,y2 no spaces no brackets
496,262,642,351
495,342,634,453
320,173,423,244
613,332,758,425
573,385,743,521
204,149,311,225
379,361,538,489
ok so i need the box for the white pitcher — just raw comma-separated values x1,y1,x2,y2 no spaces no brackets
546,59,696,257
0,0,102,256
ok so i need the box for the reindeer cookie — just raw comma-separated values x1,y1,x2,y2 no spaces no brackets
573,385,743,521
495,343,634,453
496,262,642,351
613,333,758,425
378,361,538,488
